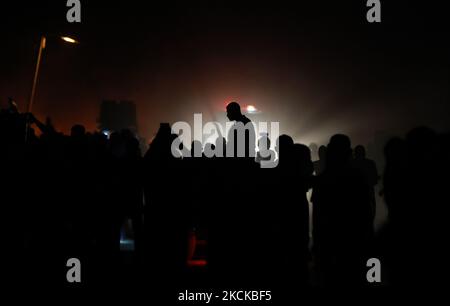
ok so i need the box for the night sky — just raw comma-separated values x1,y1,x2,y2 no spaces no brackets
1,0,449,146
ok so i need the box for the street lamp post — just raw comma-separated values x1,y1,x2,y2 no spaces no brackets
27,35,79,114
25,35,78,142
27,35,46,114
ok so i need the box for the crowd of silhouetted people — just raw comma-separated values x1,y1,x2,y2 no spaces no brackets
1,99,450,292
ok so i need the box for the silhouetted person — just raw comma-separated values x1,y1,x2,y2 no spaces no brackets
352,145,379,225
106,130,143,257
380,126,449,287
265,135,313,289
203,143,215,156
226,102,255,158
255,134,276,164
288,144,313,282
9,92,450,292
207,102,260,286
312,134,372,286
143,123,188,292
313,145,327,176
275,134,294,168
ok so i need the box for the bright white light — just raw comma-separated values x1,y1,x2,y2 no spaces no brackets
61,36,78,44
246,105,257,113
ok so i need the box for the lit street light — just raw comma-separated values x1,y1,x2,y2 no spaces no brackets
27,35,79,114
25,35,78,142
61,36,79,44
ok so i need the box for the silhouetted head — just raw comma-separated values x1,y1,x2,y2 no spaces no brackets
318,145,327,160
354,145,366,159
275,134,294,154
326,134,352,168
109,132,126,158
258,135,271,151
71,124,86,137
156,122,172,138
120,129,140,157
294,143,312,163
204,143,215,152
147,123,178,159
226,102,242,121
294,143,313,175
275,135,294,166
152,123,176,150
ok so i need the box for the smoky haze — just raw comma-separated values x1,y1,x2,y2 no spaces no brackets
1,1,448,146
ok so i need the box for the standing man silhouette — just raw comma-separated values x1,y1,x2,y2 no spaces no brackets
226,102,256,158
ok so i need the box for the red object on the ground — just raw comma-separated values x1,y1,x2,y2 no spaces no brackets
186,230,208,267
